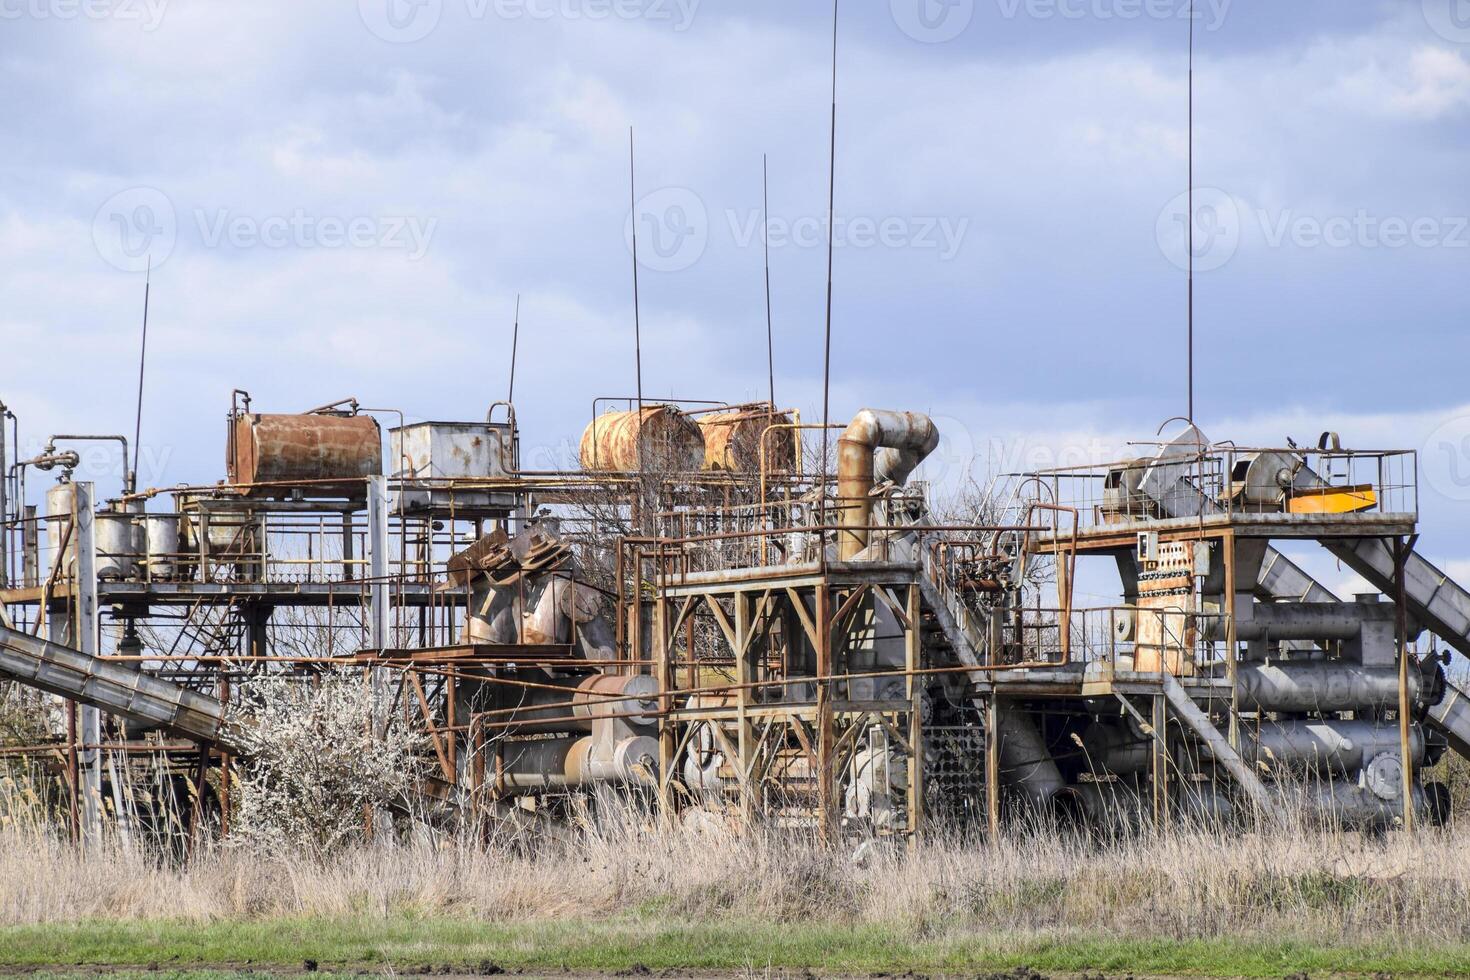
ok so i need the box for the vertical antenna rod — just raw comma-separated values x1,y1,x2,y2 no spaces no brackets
763,154,776,409
1186,0,1195,423
508,293,521,404
130,256,151,494
629,128,645,420
627,127,648,502
820,0,839,511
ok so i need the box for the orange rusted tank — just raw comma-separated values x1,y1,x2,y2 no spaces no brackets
229,413,382,491
579,406,706,473
698,409,794,473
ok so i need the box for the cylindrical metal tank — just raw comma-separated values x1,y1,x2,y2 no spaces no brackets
142,509,180,582
96,499,143,580
229,413,382,489
697,409,794,473
579,406,706,473
44,485,142,580
45,483,77,574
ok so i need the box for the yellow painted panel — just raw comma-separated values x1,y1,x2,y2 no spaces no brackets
1288,485,1377,515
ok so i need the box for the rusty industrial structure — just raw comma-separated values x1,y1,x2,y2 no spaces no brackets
1,391,1467,845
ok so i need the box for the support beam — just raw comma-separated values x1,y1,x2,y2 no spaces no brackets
815,586,835,839
366,476,390,736
1160,673,1284,824
1394,536,1415,831
72,482,102,845
655,574,674,821
1150,693,1168,828
905,583,924,841
1223,531,1239,751
984,695,1001,841
734,591,755,822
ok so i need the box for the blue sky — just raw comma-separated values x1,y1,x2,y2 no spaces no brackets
2,0,1469,598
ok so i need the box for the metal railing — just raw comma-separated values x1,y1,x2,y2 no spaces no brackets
1023,445,1418,535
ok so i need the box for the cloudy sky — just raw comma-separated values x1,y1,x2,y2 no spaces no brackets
2,0,1469,598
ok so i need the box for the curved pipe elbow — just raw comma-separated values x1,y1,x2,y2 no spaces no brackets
840,410,939,488
836,409,939,560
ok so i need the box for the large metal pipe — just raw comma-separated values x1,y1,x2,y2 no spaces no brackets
995,701,1067,807
836,410,939,560
1234,661,1434,713
1079,718,1151,776
498,673,660,735
496,734,659,792
1243,720,1427,774
1227,602,1396,642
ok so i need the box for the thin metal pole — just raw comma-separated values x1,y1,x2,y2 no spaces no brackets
130,256,151,493
507,293,520,405
1186,0,1194,424
626,128,649,520
629,129,645,421
763,155,775,410
819,0,839,519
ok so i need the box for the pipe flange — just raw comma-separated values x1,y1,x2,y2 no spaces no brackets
1363,752,1404,801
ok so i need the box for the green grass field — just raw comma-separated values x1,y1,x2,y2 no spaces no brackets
4,918,1470,978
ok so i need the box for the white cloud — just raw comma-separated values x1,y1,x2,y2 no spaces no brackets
1331,44,1470,120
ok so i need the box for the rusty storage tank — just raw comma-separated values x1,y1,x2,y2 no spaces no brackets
698,408,795,473
228,413,382,493
579,406,706,473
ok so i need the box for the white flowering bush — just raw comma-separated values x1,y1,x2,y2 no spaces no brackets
227,669,428,857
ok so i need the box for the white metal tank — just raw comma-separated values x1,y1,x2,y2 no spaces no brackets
142,501,180,582
44,482,77,576
44,485,143,580
97,498,144,580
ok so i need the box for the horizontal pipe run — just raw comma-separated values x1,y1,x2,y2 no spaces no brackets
1234,662,1429,713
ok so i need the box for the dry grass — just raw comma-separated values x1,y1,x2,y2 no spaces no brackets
2,809,1469,949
